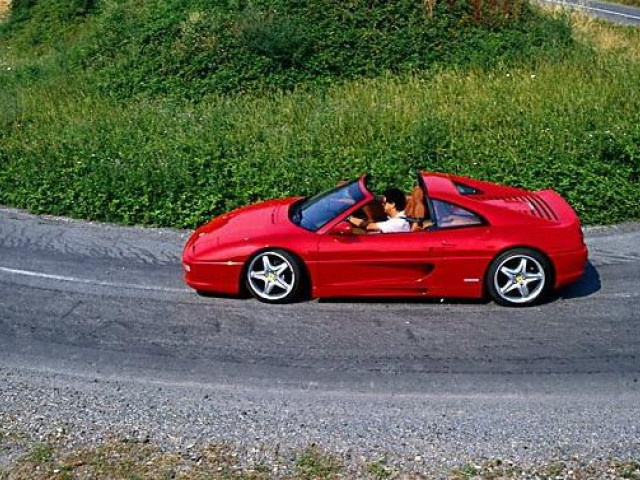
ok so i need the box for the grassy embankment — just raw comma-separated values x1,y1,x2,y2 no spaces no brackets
0,0,639,228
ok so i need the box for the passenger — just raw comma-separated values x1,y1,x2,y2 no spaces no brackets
405,185,433,231
347,188,410,233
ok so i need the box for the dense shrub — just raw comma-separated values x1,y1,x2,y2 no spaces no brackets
2,0,574,98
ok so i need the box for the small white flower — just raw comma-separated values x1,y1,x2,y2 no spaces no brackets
6,67,11,71
531,74,536,79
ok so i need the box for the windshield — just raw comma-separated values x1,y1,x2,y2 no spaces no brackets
290,180,364,232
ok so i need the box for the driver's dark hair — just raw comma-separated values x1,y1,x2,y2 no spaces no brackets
384,188,406,211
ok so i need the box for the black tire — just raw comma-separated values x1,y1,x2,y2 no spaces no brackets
486,248,553,307
244,249,304,304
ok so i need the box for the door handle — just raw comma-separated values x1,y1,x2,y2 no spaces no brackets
441,240,456,247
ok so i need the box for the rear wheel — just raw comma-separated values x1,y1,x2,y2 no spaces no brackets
486,248,552,307
245,249,303,304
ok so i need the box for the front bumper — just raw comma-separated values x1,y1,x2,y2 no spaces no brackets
183,260,243,295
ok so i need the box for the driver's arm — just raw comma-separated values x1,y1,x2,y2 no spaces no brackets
347,216,382,231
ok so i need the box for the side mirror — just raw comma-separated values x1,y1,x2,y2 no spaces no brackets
330,221,354,236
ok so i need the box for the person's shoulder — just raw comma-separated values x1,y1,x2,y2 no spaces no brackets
397,218,411,232
379,216,410,233
395,213,410,232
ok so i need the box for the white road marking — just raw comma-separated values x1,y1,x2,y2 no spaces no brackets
598,292,640,299
1,266,636,300
542,0,640,21
0,266,190,294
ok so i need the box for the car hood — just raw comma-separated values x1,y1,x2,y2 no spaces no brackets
191,197,300,242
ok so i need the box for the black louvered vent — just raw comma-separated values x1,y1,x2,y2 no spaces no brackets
476,195,559,221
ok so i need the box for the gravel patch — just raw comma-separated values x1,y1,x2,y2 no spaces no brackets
2,366,639,477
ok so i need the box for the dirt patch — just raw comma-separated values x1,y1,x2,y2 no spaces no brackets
0,0,11,19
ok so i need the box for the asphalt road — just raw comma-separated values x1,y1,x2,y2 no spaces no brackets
1,207,639,389
1,207,639,468
540,0,640,25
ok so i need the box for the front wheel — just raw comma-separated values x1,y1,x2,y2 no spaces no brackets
245,249,304,304
486,248,552,307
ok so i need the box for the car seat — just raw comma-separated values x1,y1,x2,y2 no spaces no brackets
405,185,429,231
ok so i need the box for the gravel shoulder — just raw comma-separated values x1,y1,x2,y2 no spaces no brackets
2,367,640,477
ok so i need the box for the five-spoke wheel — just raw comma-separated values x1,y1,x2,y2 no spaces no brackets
245,250,303,303
486,248,552,306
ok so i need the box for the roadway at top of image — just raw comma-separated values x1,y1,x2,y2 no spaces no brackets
540,0,640,25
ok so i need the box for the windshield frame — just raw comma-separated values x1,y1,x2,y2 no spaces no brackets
289,178,368,233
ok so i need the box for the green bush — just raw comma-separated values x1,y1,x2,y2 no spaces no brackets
0,0,574,98
239,9,316,69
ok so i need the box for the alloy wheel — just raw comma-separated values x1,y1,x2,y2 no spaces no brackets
247,251,296,302
493,254,546,304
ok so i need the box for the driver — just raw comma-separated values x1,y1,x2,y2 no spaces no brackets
347,188,410,233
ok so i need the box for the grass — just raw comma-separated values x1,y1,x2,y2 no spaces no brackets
449,459,640,479
1,46,639,227
0,3,639,228
571,10,640,58
25,443,54,464
4,439,336,480
366,460,394,479
295,447,343,479
2,437,640,479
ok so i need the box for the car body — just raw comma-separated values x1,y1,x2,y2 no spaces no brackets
182,172,588,306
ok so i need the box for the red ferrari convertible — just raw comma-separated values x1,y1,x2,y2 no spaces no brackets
182,173,588,306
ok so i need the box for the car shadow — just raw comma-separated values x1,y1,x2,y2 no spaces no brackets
195,290,249,300
318,297,489,305
555,260,601,300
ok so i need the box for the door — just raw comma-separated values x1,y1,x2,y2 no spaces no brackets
315,226,491,298
316,229,440,297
